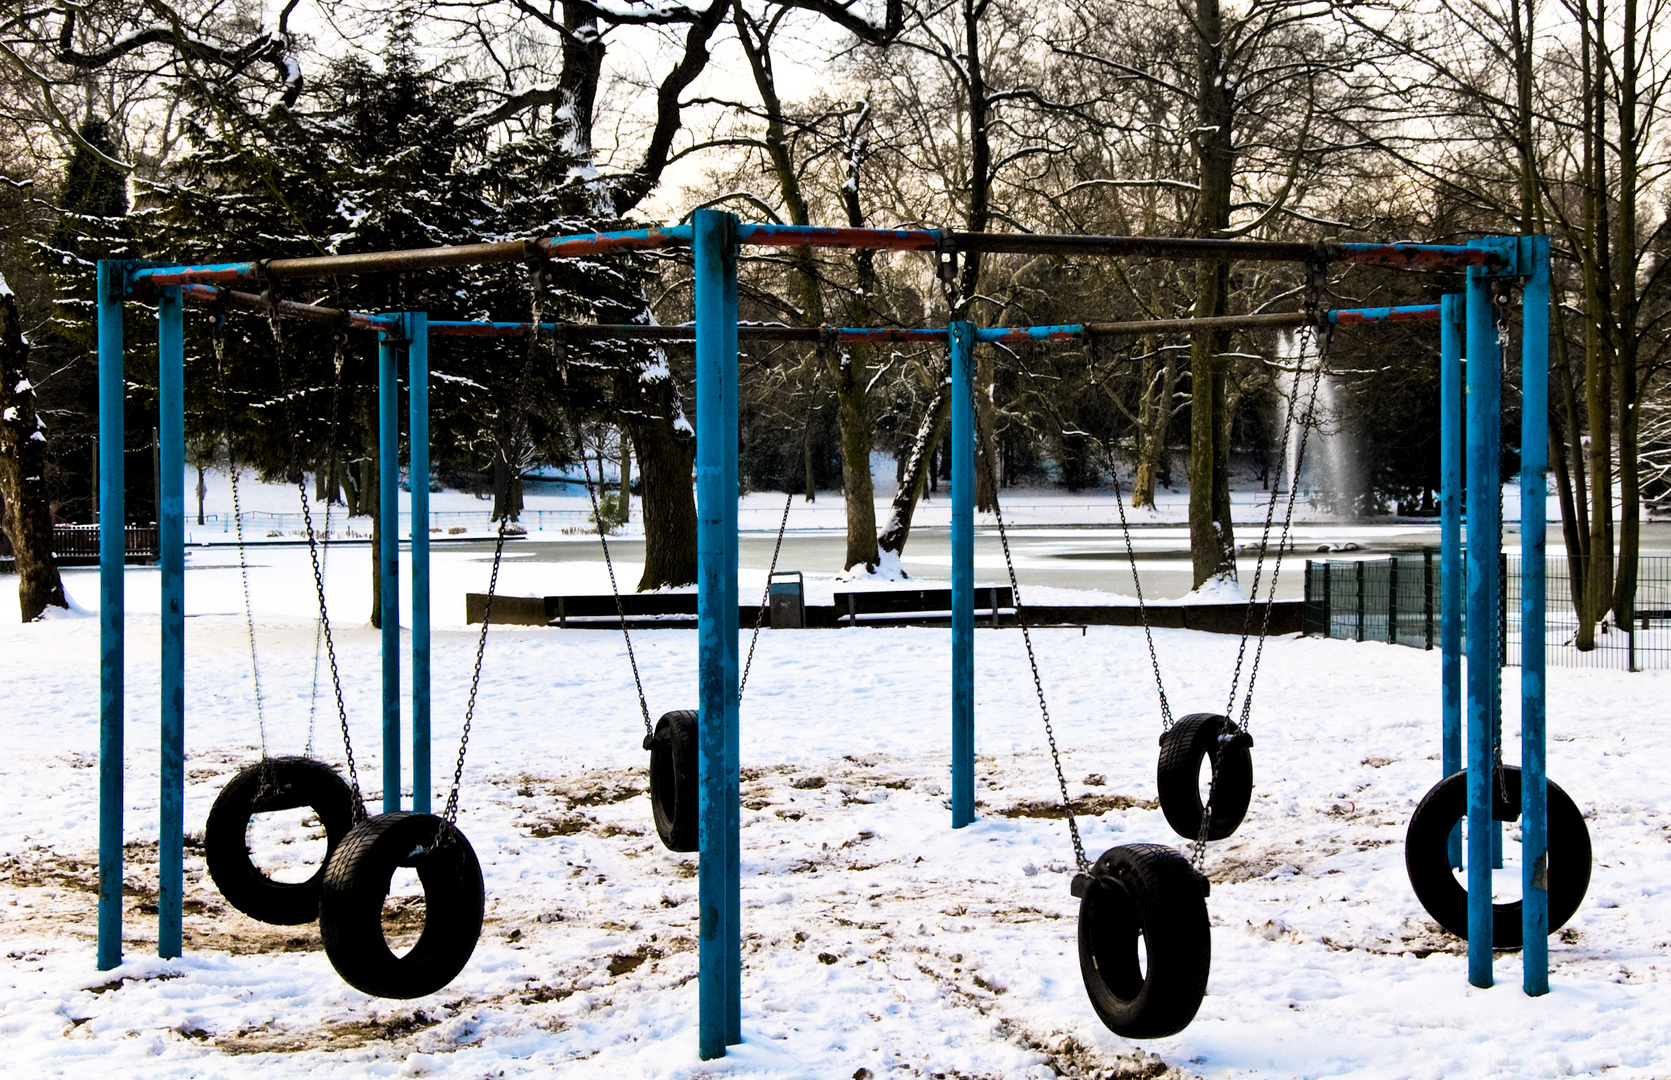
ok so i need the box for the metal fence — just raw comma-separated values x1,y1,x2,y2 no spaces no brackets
1303,551,1671,671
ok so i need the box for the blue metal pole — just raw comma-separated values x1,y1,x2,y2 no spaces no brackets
1464,240,1503,988
407,313,430,814
96,261,126,971
1440,294,1464,870
1520,235,1552,995
950,321,976,829
693,208,741,1059
157,284,185,959
379,327,401,813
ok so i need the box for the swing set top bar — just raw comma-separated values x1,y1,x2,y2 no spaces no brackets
130,222,1501,288
177,281,1437,341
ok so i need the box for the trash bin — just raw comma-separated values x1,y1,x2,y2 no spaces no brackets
768,571,804,629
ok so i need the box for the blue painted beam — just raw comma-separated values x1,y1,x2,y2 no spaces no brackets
96,261,126,971
693,209,741,1059
1440,294,1464,870
379,327,401,813
950,321,976,829
1520,235,1552,995
1464,240,1510,988
157,285,185,959
407,313,431,814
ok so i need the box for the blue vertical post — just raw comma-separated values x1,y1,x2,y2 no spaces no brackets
1440,294,1464,870
406,313,431,814
949,321,976,829
693,208,741,1059
1464,240,1504,988
96,261,125,971
157,284,185,959
378,326,401,813
1520,235,1552,995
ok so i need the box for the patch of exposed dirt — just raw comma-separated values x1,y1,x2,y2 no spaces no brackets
996,794,1155,819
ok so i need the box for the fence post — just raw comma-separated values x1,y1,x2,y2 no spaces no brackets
1355,560,1366,642
1424,550,1435,651
1387,556,1399,645
1322,562,1332,638
1303,561,1314,635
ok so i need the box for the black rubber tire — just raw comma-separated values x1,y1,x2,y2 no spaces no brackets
647,710,699,852
1078,843,1211,1039
203,756,356,926
1156,713,1253,842
318,812,484,998
1404,766,1591,950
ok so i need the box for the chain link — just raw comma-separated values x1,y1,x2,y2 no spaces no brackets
1105,431,1173,729
739,491,794,702
443,260,548,822
1222,322,1329,729
973,392,1089,874
580,448,654,738
259,289,367,819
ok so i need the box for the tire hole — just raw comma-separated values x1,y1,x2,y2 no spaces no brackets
245,808,329,884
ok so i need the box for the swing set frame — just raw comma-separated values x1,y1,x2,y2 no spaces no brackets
94,214,1546,1059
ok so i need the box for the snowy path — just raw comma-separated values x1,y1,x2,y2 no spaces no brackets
0,601,1665,1078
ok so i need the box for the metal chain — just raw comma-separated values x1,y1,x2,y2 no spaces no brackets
263,300,366,818
1104,423,1174,729
580,447,654,738
210,306,271,763
443,260,548,822
1229,324,1330,734
974,396,1089,874
1223,322,1328,728
228,465,269,758
739,490,794,702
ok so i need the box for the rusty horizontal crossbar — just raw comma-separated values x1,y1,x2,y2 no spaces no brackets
131,224,1505,287
177,285,1438,343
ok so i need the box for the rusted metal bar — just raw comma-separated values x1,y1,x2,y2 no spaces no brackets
1329,304,1440,325
135,225,695,287
178,283,396,331
133,225,1502,289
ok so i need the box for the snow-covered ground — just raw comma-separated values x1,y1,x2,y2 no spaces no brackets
1,537,1665,1078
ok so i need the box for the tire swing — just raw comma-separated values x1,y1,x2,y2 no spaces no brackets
978,404,1210,1038
201,301,357,926
313,267,572,999
1102,316,1332,845
577,450,794,853
1404,766,1591,948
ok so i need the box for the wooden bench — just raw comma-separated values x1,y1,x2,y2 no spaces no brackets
831,586,1015,628
466,592,764,628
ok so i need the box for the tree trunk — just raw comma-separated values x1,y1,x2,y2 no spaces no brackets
1187,0,1238,589
878,380,950,558
490,458,524,522
834,348,879,569
196,464,207,525
629,418,697,590
0,284,68,621
735,13,878,570
1611,0,1641,627
619,432,631,524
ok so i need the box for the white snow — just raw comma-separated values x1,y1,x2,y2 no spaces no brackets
0,476,1660,1078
